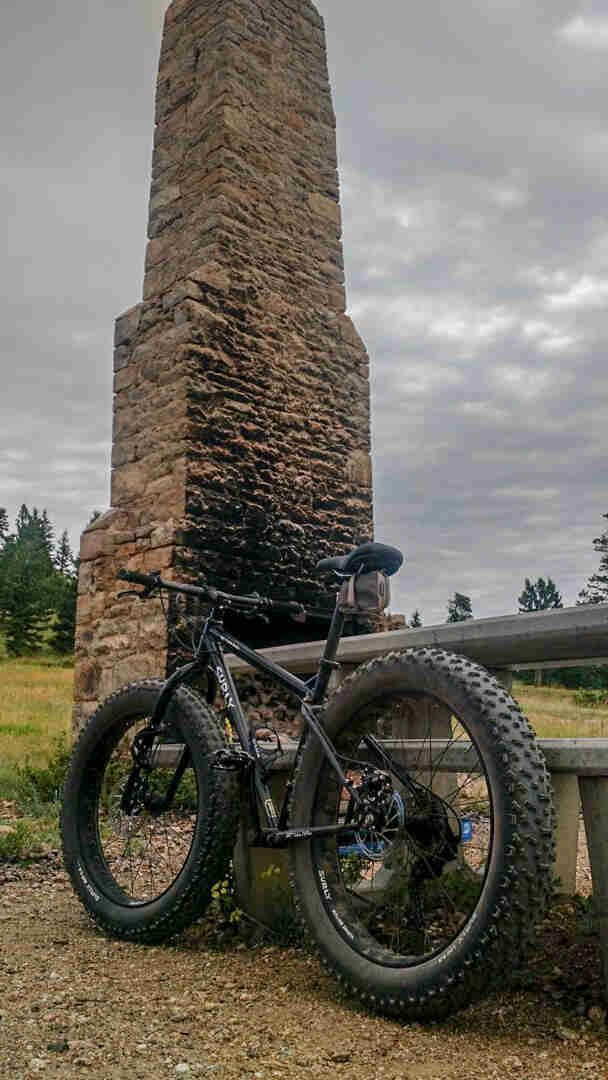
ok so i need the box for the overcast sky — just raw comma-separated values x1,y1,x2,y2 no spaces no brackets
1,0,607,623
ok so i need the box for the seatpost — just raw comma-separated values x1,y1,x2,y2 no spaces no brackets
310,602,345,705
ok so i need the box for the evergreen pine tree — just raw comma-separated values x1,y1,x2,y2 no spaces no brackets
52,573,78,653
447,592,473,622
55,529,74,575
0,537,50,653
409,609,422,627
0,506,56,655
578,513,608,605
14,505,55,569
50,530,78,653
518,577,562,612
14,504,29,534
517,576,562,686
0,507,8,543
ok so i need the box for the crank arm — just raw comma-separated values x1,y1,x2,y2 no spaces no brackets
260,823,358,847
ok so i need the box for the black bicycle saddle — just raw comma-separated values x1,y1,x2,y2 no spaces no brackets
316,541,403,577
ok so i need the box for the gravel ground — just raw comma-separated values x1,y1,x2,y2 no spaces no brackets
0,848,606,1080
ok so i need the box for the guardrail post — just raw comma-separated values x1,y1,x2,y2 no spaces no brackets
579,777,608,1003
551,774,580,895
393,699,453,801
232,768,291,930
488,668,513,691
232,664,358,928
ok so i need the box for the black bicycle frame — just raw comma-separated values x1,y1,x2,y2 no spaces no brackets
210,608,369,844
142,602,371,846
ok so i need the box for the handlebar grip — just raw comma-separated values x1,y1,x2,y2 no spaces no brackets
117,569,158,587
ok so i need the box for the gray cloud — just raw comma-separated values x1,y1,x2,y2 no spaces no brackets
316,1,608,618
1,0,606,623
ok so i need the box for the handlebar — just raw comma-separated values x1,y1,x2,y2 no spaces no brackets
116,568,306,618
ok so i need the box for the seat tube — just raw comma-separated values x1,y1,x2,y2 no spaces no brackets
310,604,345,704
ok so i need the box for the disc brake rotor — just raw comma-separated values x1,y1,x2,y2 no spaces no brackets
353,790,405,859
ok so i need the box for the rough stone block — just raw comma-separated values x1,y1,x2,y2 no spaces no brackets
189,262,231,291
113,345,131,372
148,201,184,240
80,528,113,563
114,304,142,348
72,701,98,735
113,366,138,393
307,192,340,225
149,183,181,217
73,661,101,701
165,0,197,27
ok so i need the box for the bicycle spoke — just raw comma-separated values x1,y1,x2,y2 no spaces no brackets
323,689,492,963
96,720,198,902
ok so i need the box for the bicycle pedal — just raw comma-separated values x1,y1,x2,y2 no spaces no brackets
210,747,254,771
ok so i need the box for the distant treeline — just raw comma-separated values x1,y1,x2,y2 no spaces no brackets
1,503,607,688
403,511,608,690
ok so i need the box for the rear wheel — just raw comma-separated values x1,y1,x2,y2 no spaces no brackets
289,649,553,1020
61,680,238,941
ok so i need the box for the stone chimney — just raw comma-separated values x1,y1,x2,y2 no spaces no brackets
74,0,373,729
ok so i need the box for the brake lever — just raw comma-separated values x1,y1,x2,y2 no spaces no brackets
117,569,162,602
243,608,270,624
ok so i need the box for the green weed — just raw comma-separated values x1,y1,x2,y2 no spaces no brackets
572,688,608,709
14,737,71,815
211,864,244,926
0,811,60,860
0,819,35,859
0,722,37,736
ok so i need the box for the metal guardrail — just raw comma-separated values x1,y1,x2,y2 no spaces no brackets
260,737,608,777
156,736,608,777
226,602,608,676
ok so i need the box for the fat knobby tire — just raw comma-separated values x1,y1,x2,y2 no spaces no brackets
288,648,554,1021
61,680,238,942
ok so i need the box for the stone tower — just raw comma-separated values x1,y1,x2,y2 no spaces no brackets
74,0,373,729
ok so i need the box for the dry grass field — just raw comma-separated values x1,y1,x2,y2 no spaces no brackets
0,662,607,790
512,681,608,739
0,660,72,773
0,658,73,835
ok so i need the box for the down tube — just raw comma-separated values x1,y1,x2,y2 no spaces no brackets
210,629,311,703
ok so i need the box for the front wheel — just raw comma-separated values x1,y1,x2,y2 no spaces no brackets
61,680,239,942
289,649,554,1020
